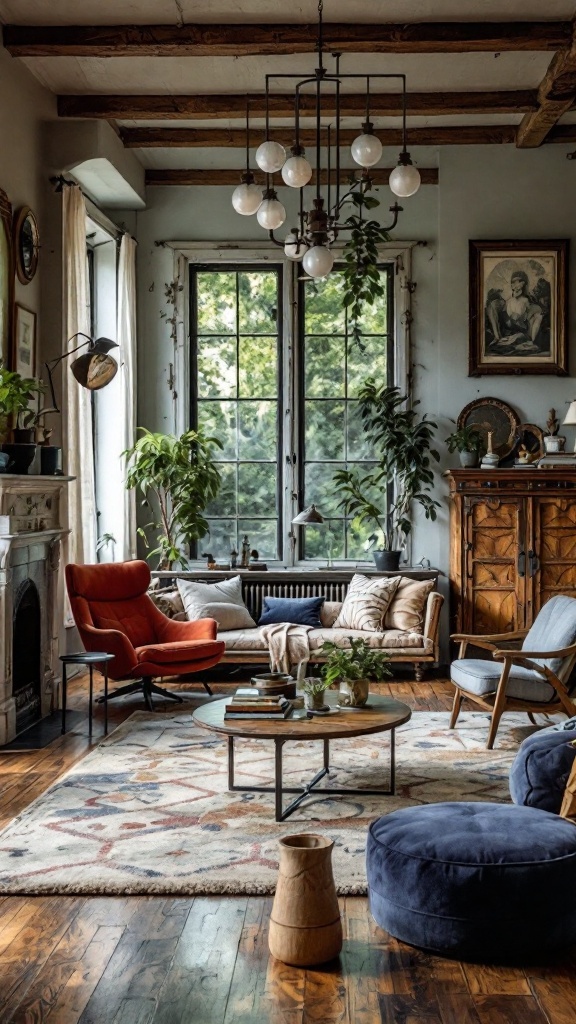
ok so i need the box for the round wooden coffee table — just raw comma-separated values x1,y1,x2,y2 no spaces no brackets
193,692,411,821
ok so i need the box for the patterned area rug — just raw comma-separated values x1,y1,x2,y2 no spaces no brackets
0,710,554,896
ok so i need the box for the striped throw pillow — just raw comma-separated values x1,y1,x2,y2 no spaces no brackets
333,574,401,632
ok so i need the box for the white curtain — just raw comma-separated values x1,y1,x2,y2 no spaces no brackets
63,184,97,574
117,233,138,560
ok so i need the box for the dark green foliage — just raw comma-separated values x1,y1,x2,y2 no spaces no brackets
445,425,484,455
320,636,392,686
341,188,391,348
333,382,440,551
0,367,45,431
124,428,222,569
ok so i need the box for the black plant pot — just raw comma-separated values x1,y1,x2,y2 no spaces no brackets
1,443,36,474
373,550,402,572
40,445,62,475
12,428,35,445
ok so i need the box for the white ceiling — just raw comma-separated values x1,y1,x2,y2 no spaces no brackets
1,1,575,26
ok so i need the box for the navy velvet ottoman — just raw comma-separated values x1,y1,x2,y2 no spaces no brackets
367,802,576,961
510,727,576,814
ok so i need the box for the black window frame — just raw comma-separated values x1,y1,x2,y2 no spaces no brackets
189,262,284,561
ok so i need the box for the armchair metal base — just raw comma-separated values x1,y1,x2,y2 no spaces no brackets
96,675,213,712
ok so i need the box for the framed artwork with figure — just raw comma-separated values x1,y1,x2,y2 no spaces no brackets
469,239,568,376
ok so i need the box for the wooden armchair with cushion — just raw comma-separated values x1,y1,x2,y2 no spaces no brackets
450,594,576,749
65,560,225,711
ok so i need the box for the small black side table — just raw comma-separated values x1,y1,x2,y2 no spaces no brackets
60,652,114,737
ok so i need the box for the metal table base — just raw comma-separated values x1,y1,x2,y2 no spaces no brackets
227,730,396,822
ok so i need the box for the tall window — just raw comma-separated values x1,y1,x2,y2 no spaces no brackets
299,267,394,559
189,260,394,563
191,266,282,560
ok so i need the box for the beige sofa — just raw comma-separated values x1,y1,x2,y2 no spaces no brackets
150,571,443,681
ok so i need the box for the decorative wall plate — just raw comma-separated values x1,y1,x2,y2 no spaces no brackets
13,206,39,285
457,398,520,459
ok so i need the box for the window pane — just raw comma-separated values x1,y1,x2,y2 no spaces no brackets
304,462,346,517
347,335,388,396
305,401,345,460
238,519,278,560
196,272,236,334
238,462,277,516
238,271,278,334
193,266,281,559
197,402,237,460
305,336,344,398
197,336,237,398
347,402,372,460
204,519,237,559
304,275,346,334
239,335,277,398
238,401,277,460
303,521,345,561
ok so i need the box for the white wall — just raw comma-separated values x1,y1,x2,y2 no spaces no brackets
132,143,576,629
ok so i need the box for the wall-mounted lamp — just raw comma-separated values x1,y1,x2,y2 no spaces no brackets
44,332,119,413
292,504,334,566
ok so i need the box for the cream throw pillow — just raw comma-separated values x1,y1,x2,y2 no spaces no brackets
177,576,256,631
333,575,400,632
384,577,435,633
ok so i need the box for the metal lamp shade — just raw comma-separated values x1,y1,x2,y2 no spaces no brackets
292,504,325,525
70,338,119,391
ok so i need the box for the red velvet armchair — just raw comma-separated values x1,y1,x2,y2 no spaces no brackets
65,560,225,710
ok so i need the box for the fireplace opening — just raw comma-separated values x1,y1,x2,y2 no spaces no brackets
12,579,42,733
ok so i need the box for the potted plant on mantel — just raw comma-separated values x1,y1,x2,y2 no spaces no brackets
445,425,484,468
0,366,45,474
319,637,392,707
333,382,440,571
123,427,222,569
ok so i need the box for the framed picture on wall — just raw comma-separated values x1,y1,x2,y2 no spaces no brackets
13,304,36,378
469,239,569,376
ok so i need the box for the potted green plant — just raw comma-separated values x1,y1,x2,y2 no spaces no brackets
333,382,440,571
301,676,332,712
320,637,392,707
124,427,222,569
445,425,484,468
0,366,45,473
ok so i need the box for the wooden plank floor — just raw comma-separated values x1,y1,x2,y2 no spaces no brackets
0,674,574,1023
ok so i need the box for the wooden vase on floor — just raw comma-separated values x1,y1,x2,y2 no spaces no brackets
269,834,343,966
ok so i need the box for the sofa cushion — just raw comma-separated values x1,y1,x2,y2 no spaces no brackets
384,577,435,633
177,576,256,631
333,574,400,632
147,586,185,619
320,601,342,628
258,595,324,627
451,658,555,703
217,628,268,652
135,640,222,665
307,628,432,654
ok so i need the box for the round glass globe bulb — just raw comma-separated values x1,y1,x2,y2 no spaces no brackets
281,155,312,188
284,232,304,261
231,181,262,215
256,197,287,230
351,132,383,168
255,140,286,174
389,162,421,198
302,245,334,279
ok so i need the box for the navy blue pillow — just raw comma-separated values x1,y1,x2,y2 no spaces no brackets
258,596,324,627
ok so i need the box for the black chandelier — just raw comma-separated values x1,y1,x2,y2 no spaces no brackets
231,0,421,278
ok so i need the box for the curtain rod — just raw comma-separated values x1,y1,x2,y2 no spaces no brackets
49,175,134,245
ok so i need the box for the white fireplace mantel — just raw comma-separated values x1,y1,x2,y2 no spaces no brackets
0,474,73,744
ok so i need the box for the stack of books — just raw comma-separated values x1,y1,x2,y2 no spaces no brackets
224,688,293,720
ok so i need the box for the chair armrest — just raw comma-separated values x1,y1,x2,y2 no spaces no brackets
451,630,527,644
156,616,218,643
493,644,576,663
80,623,138,673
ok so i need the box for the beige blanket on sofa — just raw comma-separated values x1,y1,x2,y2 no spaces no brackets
259,622,313,675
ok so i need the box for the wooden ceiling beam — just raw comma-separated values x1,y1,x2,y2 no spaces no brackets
123,125,523,148
3,22,569,57
58,91,538,120
517,25,576,146
145,168,439,186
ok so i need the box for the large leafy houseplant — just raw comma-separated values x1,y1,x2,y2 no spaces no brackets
320,636,392,707
124,428,222,569
333,382,440,565
340,186,391,347
0,367,45,440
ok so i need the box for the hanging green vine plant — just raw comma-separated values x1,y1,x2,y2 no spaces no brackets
341,188,391,349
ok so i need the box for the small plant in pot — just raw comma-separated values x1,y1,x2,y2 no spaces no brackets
320,636,392,707
0,367,45,474
333,382,440,571
445,425,484,468
301,676,332,712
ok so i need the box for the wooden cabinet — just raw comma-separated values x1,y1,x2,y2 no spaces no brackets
447,469,576,636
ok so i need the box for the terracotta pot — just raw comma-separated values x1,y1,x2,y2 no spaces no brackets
269,834,342,966
338,678,369,707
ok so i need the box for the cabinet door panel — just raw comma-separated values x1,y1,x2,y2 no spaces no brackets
464,497,525,634
531,497,576,615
